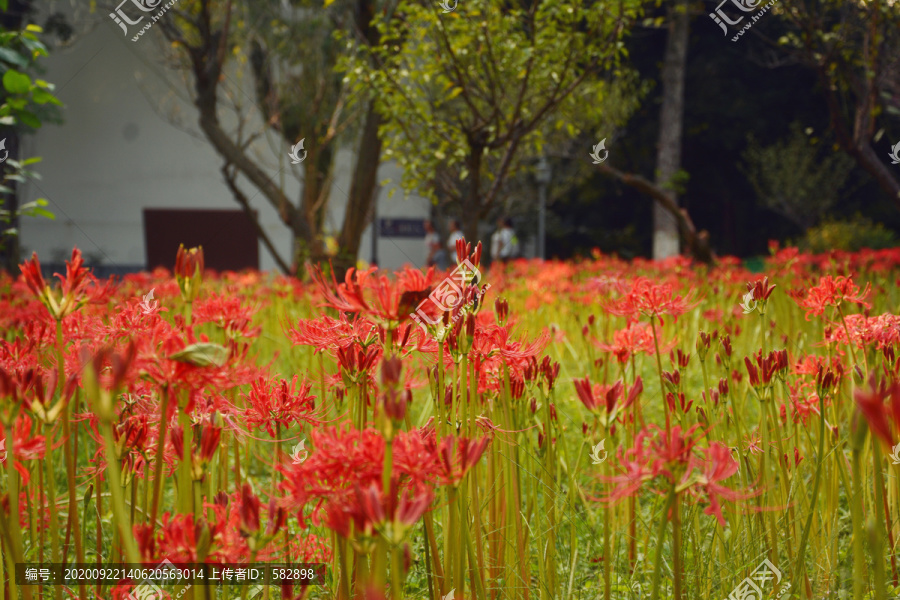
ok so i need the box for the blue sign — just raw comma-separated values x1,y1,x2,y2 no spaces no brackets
379,218,426,238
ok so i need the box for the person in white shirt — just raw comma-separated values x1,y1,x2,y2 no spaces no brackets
447,220,465,262
492,217,518,264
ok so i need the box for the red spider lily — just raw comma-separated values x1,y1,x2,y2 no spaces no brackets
795,275,871,320
192,293,262,339
327,481,433,544
431,435,491,486
786,382,824,425
596,322,666,364
288,313,379,355
605,277,699,326
0,413,45,484
746,276,776,305
824,313,900,349
744,349,787,389
174,244,204,303
601,425,745,526
685,443,746,527
244,375,320,437
19,366,76,425
854,375,900,447
309,264,436,325
19,248,94,320
574,376,643,426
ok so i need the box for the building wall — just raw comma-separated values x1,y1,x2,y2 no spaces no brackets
19,7,429,273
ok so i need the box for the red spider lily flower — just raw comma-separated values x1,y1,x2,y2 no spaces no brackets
854,375,900,447
244,375,320,437
605,277,699,326
19,367,76,425
666,392,693,415
597,322,666,364
575,377,643,425
0,413,45,484
687,443,745,527
289,313,379,355
19,248,94,321
696,331,713,362
432,435,490,486
746,276,776,308
309,264,436,325
787,382,824,425
795,275,871,320
745,431,763,455
174,244,204,303
192,293,262,339
239,482,262,535
824,313,900,350
744,350,783,389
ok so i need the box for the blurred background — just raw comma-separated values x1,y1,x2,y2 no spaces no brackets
1,0,898,276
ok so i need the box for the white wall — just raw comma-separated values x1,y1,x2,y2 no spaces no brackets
19,6,428,273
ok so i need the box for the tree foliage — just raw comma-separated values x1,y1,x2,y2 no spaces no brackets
740,121,855,230
347,0,646,240
0,16,62,268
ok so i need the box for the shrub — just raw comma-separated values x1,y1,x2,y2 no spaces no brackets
796,214,898,253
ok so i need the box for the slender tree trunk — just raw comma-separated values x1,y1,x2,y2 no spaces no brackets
335,101,382,279
461,145,484,245
653,0,691,260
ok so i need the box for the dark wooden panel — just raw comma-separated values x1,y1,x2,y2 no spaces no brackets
143,208,259,271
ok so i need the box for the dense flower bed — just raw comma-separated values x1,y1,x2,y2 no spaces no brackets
1,243,899,600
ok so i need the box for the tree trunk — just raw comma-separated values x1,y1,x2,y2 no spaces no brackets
461,144,484,246
335,101,382,279
653,0,691,260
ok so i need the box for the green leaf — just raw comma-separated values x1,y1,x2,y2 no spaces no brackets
168,343,230,367
0,47,28,68
17,110,41,129
2,69,31,94
32,88,61,105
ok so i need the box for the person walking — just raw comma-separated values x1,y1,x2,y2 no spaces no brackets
492,217,519,264
423,220,447,269
447,220,465,262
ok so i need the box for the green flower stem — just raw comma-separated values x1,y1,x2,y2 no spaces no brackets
4,424,33,600
99,421,141,564
794,390,826,594
649,315,670,434
56,320,86,600
850,446,865,600
871,443,887,600
650,489,675,600
43,421,62,600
